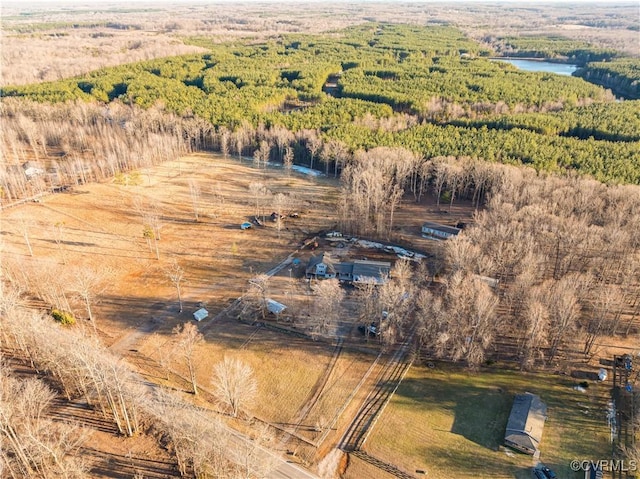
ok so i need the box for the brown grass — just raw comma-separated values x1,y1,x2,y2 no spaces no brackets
1,153,339,334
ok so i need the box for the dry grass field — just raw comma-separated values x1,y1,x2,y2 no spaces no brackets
0,149,475,473
1,152,339,336
1,151,412,473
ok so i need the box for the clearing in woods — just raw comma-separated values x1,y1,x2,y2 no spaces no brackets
2,152,615,478
2,152,458,473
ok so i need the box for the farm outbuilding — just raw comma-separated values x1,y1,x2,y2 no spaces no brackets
421,221,461,240
504,392,547,455
193,308,209,322
266,299,287,315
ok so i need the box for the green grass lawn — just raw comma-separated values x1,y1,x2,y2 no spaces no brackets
365,363,611,479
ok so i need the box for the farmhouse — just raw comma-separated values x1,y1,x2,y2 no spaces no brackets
421,221,461,240
306,253,391,285
504,392,547,455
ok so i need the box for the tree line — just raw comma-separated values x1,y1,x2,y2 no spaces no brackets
322,150,640,371
575,58,640,100
2,23,638,186
2,94,640,209
486,34,618,65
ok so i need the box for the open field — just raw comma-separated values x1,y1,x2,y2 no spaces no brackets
0,152,341,338
352,363,611,479
0,151,458,473
1,2,639,477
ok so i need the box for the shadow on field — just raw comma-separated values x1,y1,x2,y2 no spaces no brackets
396,376,512,450
450,386,511,449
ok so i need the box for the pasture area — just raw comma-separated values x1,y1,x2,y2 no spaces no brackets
2,152,424,470
0,152,621,478
0,152,340,343
348,363,611,479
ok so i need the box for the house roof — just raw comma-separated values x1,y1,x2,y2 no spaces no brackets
306,255,391,284
306,253,338,274
505,393,547,454
335,262,354,276
422,221,461,236
306,253,326,271
352,260,391,283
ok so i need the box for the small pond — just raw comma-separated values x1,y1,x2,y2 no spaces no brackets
493,58,578,76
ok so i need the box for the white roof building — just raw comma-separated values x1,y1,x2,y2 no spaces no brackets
193,308,209,322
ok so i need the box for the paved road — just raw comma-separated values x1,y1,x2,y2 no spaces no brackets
226,430,319,479
131,369,319,479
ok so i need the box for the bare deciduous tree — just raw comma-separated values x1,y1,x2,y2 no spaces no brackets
52,221,66,265
173,322,204,395
218,126,230,157
166,259,186,313
189,179,201,222
272,192,293,238
71,266,110,333
309,278,344,340
242,275,270,320
248,182,269,222
211,357,258,418
0,362,88,478
283,145,294,176
253,140,270,169
15,213,34,257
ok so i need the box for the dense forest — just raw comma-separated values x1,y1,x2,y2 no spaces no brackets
2,23,639,185
488,34,618,64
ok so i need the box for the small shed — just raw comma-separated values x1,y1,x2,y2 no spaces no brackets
241,222,252,230
504,392,547,455
193,308,209,322
266,299,287,315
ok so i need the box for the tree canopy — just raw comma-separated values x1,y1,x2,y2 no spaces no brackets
2,22,639,183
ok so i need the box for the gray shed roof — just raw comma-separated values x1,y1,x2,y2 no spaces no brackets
504,392,547,454
422,221,461,236
267,299,287,315
193,308,209,322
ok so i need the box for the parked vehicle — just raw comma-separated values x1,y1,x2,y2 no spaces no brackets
533,468,546,479
541,466,557,479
